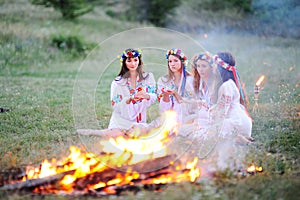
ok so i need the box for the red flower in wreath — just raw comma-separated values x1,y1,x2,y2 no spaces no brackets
127,51,133,57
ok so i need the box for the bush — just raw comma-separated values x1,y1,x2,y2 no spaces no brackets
144,0,181,26
50,34,96,57
31,0,93,19
105,9,116,18
106,0,181,27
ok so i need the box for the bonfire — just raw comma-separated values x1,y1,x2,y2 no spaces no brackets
1,111,200,196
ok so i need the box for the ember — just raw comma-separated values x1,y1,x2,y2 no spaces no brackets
1,111,201,196
246,164,263,174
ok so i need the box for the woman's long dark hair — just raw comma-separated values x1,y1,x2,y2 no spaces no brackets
116,48,148,81
216,52,248,107
217,52,235,83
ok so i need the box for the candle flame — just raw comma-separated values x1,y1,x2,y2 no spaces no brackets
255,75,265,86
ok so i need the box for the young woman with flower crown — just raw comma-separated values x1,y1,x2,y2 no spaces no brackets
77,48,157,137
157,48,195,125
210,51,254,143
190,52,221,130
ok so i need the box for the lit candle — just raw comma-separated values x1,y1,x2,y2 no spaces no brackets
255,75,265,88
253,75,265,112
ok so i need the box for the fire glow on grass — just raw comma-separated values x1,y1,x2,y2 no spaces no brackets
18,111,200,195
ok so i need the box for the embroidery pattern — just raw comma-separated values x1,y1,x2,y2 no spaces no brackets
111,94,122,106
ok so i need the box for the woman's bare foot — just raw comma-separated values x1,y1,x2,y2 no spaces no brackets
235,135,255,145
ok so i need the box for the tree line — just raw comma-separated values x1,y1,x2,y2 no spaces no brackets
31,0,252,26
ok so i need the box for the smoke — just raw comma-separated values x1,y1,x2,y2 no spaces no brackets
247,0,300,38
168,0,300,39
175,121,252,174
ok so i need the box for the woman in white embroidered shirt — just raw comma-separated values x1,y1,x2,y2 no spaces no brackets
108,48,156,130
210,51,254,142
157,48,194,124
77,48,156,137
190,52,220,130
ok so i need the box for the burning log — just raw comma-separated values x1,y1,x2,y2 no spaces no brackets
0,154,193,195
0,168,25,187
0,111,201,196
65,155,178,191
73,155,181,195
0,170,75,191
118,154,177,173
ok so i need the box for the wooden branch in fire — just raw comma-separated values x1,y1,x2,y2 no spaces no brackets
0,170,75,191
0,155,181,194
75,155,178,189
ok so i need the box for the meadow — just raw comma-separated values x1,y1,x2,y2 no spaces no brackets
0,1,299,199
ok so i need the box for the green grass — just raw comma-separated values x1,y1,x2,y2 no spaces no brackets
0,0,300,199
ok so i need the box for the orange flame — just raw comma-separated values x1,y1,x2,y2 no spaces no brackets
255,75,265,86
19,110,200,194
247,164,263,173
100,110,179,165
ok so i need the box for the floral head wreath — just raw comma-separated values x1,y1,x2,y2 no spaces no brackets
213,54,245,101
166,48,188,97
195,52,213,66
118,49,142,66
166,48,188,66
213,55,235,71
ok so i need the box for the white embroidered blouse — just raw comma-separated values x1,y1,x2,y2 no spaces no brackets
108,72,157,130
210,79,252,137
157,75,195,124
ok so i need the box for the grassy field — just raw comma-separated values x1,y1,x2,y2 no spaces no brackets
0,1,300,199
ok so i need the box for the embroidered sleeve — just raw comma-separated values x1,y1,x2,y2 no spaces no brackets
146,85,156,94
110,81,125,109
143,72,157,106
111,94,122,106
211,81,234,121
